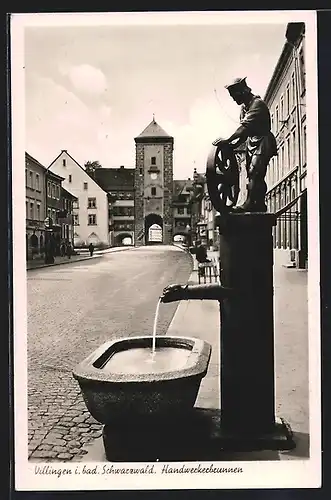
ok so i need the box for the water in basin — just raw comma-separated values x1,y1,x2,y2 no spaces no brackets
102,347,191,375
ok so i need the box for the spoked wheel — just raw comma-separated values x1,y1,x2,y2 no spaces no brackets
206,143,240,214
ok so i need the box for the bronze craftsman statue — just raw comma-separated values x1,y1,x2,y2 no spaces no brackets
213,77,277,212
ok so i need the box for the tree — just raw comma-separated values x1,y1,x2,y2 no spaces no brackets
84,160,102,174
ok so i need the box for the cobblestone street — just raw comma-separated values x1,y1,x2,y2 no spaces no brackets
27,245,192,462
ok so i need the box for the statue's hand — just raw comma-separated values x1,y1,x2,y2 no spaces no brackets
212,137,229,147
160,284,186,303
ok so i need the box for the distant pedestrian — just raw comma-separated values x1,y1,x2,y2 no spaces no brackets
60,242,66,257
66,242,72,259
195,241,210,277
88,243,94,257
195,241,210,264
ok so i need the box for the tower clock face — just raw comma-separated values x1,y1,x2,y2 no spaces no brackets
150,173,158,180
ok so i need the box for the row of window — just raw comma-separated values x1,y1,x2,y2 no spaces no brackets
74,214,97,226
26,200,41,221
26,199,73,223
270,48,305,136
109,192,134,200
47,208,58,224
47,181,61,200
71,198,98,209
114,223,134,231
266,124,307,188
63,199,73,212
26,168,92,195
174,220,191,228
175,207,191,215
25,170,41,191
111,207,134,217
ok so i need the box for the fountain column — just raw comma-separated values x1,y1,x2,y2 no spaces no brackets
216,212,277,434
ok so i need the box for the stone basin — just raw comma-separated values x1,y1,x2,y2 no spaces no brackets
72,336,212,425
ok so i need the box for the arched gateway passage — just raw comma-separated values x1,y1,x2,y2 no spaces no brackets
173,232,189,245
115,233,133,246
144,213,163,245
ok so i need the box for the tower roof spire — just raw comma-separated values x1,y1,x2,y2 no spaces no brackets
134,118,173,143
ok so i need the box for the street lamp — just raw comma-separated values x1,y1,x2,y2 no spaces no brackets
44,167,55,264
185,224,192,247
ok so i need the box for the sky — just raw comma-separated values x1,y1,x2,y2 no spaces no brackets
22,13,290,180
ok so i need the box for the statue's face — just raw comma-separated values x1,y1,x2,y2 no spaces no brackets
228,89,245,105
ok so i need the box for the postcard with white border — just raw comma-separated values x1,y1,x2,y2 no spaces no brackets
11,9,321,491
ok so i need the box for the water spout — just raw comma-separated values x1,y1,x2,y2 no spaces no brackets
160,283,235,303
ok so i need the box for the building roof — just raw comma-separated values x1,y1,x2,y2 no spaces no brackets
93,166,135,192
47,170,65,182
264,22,305,104
173,179,194,198
134,118,173,143
48,150,108,194
25,152,46,170
61,186,78,200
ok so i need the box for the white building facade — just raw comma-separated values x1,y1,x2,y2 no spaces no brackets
48,150,109,248
264,22,307,268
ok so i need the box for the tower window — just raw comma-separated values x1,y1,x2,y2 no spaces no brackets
151,187,156,196
151,156,156,165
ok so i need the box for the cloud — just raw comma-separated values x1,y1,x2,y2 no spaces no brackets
68,64,108,95
25,75,114,167
161,95,241,179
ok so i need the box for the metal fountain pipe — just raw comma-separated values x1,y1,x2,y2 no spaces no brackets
160,283,235,303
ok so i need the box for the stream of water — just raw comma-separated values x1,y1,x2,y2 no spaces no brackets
102,298,191,374
152,298,161,357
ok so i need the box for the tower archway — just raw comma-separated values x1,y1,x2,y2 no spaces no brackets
144,213,163,245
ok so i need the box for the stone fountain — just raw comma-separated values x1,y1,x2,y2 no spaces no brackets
73,142,296,461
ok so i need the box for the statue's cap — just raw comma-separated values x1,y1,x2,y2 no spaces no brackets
225,77,250,91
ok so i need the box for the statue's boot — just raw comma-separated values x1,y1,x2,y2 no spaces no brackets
233,177,267,213
231,203,251,213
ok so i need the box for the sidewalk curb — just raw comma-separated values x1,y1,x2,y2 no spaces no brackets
27,255,102,271
26,246,134,271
